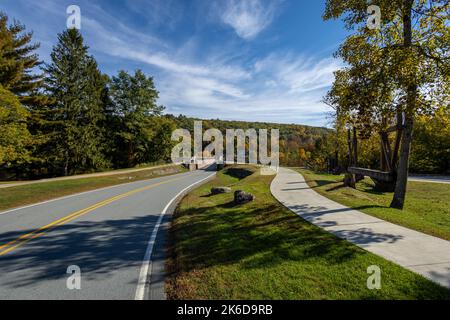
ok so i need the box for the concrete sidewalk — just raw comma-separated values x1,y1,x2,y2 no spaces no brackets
271,167,450,289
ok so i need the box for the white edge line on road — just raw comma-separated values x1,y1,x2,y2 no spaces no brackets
409,179,450,184
0,171,193,216
134,172,216,301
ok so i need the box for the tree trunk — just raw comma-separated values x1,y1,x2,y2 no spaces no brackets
390,0,416,209
352,126,358,166
347,129,353,168
127,143,134,168
391,112,414,208
380,138,387,171
391,110,402,169
64,156,69,177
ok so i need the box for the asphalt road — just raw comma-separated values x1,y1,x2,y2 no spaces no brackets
408,175,450,184
0,169,215,300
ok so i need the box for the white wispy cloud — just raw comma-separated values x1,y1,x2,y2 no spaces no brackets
254,53,341,94
5,0,340,126
220,0,281,40
125,0,184,31
81,6,341,126
158,53,341,126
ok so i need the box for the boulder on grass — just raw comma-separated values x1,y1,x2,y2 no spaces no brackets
211,187,232,195
234,190,255,204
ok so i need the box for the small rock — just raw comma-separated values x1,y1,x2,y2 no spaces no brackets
234,190,255,204
211,187,232,195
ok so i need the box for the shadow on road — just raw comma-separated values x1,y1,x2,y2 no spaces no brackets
0,215,159,288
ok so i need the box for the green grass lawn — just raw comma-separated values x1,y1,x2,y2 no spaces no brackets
298,169,450,241
166,165,450,300
0,165,186,212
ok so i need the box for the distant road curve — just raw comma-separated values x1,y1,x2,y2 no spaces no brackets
409,175,450,184
0,168,215,300
286,167,450,185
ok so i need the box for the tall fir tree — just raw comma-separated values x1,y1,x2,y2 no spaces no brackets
0,12,48,107
42,28,109,175
0,12,49,177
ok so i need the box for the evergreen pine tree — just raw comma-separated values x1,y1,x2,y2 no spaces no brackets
42,28,109,175
0,12,49,177
0,12,48,107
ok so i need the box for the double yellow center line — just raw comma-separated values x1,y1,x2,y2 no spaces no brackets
0,175,185,257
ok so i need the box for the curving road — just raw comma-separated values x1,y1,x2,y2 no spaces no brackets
408,175,450,184
0,169,215,300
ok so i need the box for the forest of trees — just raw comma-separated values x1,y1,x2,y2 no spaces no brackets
0,7,448,188
321,0,449,208
0,13,175,179
0,11,330,179
167,115,331,167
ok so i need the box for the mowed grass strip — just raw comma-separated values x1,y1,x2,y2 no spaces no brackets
298,169,450,241
0,165,186,212
166,165,450,300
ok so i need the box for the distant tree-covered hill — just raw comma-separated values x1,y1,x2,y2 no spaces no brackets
166,114,332,167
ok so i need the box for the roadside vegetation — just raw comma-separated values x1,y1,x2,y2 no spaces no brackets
167,165,450,300
298,169,450,241
0,164,186,212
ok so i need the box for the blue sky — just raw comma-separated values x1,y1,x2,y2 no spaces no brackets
2,0,349,126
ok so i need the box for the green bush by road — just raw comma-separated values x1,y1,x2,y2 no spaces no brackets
167,165,450,300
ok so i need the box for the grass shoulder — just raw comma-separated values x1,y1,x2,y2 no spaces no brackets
166,165,450,299
298,169,450,241
0,164,186,212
